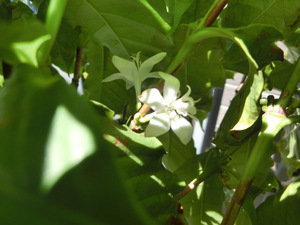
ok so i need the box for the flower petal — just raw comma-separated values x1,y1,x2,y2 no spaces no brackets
145,72,160,79
139,52,167,80
102,73,134,89
139,88,166,112
174,99,197,116
144,112,170,137
159,72,180,104
170,116,193,145
112,55,138,80
174,86,197,116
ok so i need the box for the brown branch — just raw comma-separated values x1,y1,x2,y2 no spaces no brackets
72,46,83,88
221,178,253,225
175,178,204,200
204,0,229,27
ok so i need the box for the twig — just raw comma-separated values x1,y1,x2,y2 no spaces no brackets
204,0,229,27
221,178,253,225
175,178,204,200
72,46,83,88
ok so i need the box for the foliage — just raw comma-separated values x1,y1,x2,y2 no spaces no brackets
0,0,300,225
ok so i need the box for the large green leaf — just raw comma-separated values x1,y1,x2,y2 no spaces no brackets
181,0,215,24
51,22,79,74
267,60,297,90
63,0,173,58
180,174,225,225
221,0,300,36
158,130,197,173
165,0,194,33
84,40,137,116
101,125,183,224
214,71,263,148
277,122,300,177
0,64,154,225
256,179,300,225
174,148,223,183
231,71,264,131
0,181,105,225
222,25,283,74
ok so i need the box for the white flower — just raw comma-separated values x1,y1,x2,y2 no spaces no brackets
102,52,166,98
139,72,197,145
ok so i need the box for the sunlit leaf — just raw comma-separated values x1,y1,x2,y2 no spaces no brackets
221,0,300,36
277,122,300,177
214,72,262,148
180,174,225,225
103,125,183,224
223,25,283,74
63,0,172,58
0,21,50,66
0,64,154,225
231,71,264,131
256,179,300,225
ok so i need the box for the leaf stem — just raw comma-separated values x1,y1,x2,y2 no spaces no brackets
139,0,171,32
39,0,69,67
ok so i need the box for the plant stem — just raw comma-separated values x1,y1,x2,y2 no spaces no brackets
221,113,289,225
139,0,171,32
39,0,69,67
277,58,300,109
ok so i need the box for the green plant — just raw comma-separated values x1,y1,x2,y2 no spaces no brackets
0,0,300,224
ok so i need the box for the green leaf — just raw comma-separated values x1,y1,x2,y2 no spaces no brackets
214,71,263,148
231,71,264,131
0,181,104,225
0,64,155,225
174,148,222,183
102,125,183,224
268,60,297,90
182,0,215,24
51,22,79,73
84,39,137,116
0,21,50,66
235,195,255,225
221,0,300,36
277,123,300,177
223,25,283,74
158,130,197,173
180,174,225,225
256,179,300,225
64,0,173,58
165,0,194,33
